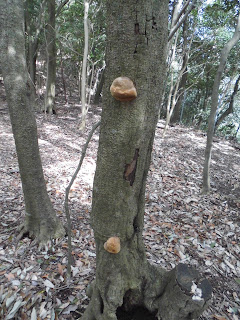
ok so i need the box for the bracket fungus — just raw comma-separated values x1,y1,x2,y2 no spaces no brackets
110,77,137,102
104,237,121,254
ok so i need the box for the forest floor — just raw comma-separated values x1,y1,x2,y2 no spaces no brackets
0,85,240,320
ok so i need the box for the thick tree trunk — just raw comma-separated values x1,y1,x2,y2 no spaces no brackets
45,0,57,114
0,0,64,243
82,1,211,319
202,13,240,194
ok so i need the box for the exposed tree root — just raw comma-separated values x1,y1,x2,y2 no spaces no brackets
81,259,212,320
15,218,65,250
15,223,29,243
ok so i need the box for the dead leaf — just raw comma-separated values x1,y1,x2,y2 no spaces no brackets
213,315,227,320
57,263,64,276
5,273,15,281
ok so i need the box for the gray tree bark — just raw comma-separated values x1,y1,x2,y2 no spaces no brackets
202,12,240,194
81,1,211,319
0,0,64,243
45,0,57,114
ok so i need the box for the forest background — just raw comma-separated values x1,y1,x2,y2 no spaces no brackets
0,0,240,319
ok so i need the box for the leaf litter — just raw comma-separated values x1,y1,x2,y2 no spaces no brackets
0,86,239,319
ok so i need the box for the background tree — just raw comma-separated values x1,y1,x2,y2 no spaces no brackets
24,0,46,87
162,0,199,134
82,0,211,319
202,11,240,194
0,0,65,243
45,0,57,114
161,0,239,142
79,0,90,130
56,0,105,110
45,0,70,114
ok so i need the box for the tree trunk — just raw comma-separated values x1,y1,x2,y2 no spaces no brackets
0,0,64,243
60,46,68,104
28,42,38,85
79,0,90,130
24,0,47,96
196,65,211,128
93,67,105,105
45,0,57,114
202,12,240,194
171,16,190,123
82,1,212,319
171,65,188,123
163,30,179,137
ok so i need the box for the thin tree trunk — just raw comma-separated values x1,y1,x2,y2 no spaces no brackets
180,89,187,122
79,0,90,130
82,1,211,319
196,65,211,127
163,1,196,134
45,0,56,114
93,67,105,105
171,65,188,123
169,22,194,125
88,61,95,106
171,16,190,123
202,12,240,193
163,30,179,137
25,0,46,87
0,0,64,244
60,46,68,104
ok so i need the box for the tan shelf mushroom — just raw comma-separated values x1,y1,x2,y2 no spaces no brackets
110,77,137,102
104,237,121,254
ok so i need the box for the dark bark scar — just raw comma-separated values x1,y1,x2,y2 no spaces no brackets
135,23,140,34
124,149,139,186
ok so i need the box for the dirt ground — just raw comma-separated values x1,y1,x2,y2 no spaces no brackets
0,84,239,319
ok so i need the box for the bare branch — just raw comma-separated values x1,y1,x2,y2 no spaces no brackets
168,0,197,42
64,121,101,277
175,0,191,26
56,0,70,17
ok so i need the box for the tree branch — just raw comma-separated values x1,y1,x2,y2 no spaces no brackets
215,74,240,129
168,0,197,42
56,0,70,17
64,121,101,277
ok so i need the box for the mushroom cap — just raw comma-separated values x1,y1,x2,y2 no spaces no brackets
104,237,121,254
110,77,137,102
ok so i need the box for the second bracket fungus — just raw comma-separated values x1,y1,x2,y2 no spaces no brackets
110,77,137,102
104,237,121,254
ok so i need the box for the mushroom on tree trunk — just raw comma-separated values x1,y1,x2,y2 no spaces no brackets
81,1,212,319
